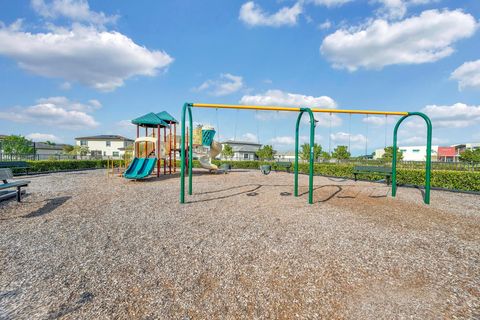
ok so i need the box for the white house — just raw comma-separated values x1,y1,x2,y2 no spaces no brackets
75,135,134,158
374,146,439,161
275,151,296,162
220,140,262,161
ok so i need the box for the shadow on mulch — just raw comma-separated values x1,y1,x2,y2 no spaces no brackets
23,196,71,218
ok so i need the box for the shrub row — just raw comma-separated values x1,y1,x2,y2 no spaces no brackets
24,160,110,173
210,161,480,192
8,159,479,192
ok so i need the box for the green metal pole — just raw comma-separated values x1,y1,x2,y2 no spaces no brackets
294,108,315,204
294,110,304,197
306,108,315,205
391,112,432,204
188,107,193,195
180,103,188,203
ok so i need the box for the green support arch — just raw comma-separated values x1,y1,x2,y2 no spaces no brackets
180,103,193,203
294,108,316,204
391,112,433,204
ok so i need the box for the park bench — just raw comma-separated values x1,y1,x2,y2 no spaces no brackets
353,166,392,185
0,168,30,202
275,161,292,173
0,161,30,175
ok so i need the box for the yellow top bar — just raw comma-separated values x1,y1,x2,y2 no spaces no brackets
191,103,409,116
192,103,301,112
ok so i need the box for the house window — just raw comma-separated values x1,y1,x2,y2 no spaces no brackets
103,151,106,156
112,151,119,157
400,149,406,152
80,140,87,146
243,153,249,160
412,149,420,153
106,141,111,147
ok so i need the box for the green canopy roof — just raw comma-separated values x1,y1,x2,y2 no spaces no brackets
131,112,170,128
156,111,178,124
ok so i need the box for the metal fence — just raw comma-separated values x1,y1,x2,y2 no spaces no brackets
0,153,106,161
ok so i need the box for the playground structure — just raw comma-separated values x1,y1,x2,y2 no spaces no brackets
125,111,180,179
192,124,223,172
180,103,433,205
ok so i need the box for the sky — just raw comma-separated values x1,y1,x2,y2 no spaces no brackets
0,0,479,155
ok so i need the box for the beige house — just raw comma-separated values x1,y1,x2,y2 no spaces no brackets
75,135,134,158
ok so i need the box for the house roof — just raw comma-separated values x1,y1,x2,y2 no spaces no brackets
34,142,68,150
75,135,134,141
131,112,170,128
156,111,178,124
221,140,262,147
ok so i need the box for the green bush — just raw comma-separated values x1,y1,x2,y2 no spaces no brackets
25,160,114,173
208,161,480,192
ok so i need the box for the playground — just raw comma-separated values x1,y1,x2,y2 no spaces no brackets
1,169,479,319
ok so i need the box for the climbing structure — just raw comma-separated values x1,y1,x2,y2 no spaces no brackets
130,111,179,177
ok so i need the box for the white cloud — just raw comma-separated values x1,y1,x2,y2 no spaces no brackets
195,73,244,96
308,0,352,8
373,0,439,20
239,1,302,27
318,20,332,30
36,96,101,112
451,59,480,90
271,136,295,145
330,131,366,149
31,0,118,26
26,133,62,142
421,103,480,128
240,89,336,108
117,119,134,128
0,97,99,129
320,9,477,71
313,113,342,127
0,22,173,91
241,132,258,143
362,115,396,125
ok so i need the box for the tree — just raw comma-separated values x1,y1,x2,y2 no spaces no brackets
459,149,480,163
68,145,89,156
221,144,234,160
256,145,276,161
2,135,34,154
62,145,74,154
332,145,350,160
321,151,331,160
382,146,403,162
300,143,322,161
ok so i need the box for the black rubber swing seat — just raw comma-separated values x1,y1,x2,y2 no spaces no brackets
260,165,272,175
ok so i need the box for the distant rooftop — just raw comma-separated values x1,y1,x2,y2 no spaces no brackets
75,135,134,141
221,140,262,146
34,142,69,150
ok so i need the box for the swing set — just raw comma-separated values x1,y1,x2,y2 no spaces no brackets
180,103,433,205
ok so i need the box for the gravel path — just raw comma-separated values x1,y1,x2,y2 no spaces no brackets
1,169,479,319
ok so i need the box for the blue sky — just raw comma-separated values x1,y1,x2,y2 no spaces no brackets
0,0,479,154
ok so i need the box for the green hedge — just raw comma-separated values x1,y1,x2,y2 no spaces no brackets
209,161,480,192
24,160,111,173
7,159,479,192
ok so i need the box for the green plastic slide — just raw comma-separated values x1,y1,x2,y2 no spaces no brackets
124,157,157,179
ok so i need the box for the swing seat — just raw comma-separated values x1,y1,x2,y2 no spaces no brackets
260,165,272,175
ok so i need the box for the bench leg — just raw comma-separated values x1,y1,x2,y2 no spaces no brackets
16,186,21,202
387,176,391,186
354,173,357,182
